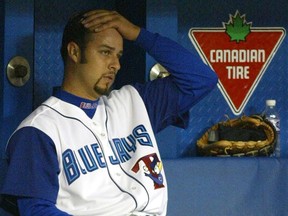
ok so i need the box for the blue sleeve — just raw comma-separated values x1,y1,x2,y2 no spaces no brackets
17,197,71,216
1,127,60,203
133,29,218,132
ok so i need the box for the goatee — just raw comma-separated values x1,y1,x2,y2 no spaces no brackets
93,84,111,96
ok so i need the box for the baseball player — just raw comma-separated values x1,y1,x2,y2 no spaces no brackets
1,9,218,216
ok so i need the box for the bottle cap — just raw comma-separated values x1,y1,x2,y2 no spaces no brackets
266,99,276,106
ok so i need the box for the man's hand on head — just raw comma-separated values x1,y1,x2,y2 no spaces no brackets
81,10,141,41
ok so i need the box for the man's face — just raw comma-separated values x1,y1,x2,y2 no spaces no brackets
75,28,123,99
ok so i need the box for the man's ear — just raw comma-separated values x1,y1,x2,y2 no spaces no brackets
67,42,81,63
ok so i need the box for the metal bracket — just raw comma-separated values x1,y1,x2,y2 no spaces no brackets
150,63,170,81
6,56,31,87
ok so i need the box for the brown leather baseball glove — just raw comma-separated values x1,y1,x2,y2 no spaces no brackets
197,115,277,157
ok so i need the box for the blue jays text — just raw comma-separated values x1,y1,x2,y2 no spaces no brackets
62,124,153,185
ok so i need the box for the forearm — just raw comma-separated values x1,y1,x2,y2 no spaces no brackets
135,28,218,95
134,29,218,131
18,197,72,216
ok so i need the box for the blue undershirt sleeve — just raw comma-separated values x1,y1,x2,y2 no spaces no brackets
133,28,218,132
1,127,60,206
17,197,71,216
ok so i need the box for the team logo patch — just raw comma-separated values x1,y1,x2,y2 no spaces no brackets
132,153,164,189
79,101,98,109
189,10,285,115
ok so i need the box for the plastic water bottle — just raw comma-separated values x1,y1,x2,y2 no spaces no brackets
262,99,280,157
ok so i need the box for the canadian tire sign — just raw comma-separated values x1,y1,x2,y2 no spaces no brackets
189,11,285,115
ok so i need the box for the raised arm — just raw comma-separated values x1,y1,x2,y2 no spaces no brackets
134,29,218,132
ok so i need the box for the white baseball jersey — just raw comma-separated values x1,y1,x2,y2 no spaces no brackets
16,85,167,216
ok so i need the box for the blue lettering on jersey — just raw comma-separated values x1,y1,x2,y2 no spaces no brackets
62,124,153,185
63,143,107,185
109,140,121,165
133,125,153,147
91,143,106,168
112,138,132,163
122,135,137,152
78,145,99,172
63,149,80,185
